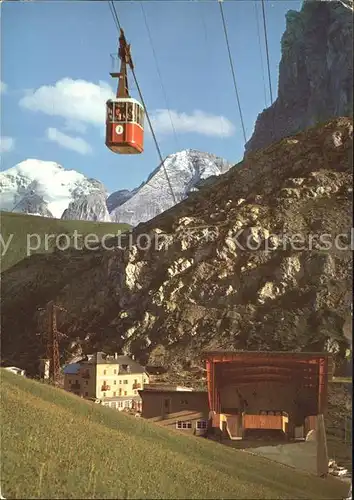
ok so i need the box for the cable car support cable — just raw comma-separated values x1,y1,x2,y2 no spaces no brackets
254,0,268,108
109,0,121,30
140,3,180,151
218,0,247,144
108,1,177,204
260,0,273,104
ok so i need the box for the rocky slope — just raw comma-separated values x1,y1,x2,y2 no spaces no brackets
61,191,111,222
244,0,353,155
106,189,135,213
109,150,232,226
10,193,54,218
1,118,352,375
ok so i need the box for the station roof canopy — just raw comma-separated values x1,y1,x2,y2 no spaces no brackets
202,350,333,360
202,350,333,386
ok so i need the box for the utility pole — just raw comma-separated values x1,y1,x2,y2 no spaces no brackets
38,301,67,384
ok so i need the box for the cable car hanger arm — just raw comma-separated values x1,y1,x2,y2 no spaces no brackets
119,28,134,70
110,28,134,99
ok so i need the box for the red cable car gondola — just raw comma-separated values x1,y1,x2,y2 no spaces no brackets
105,28,144,155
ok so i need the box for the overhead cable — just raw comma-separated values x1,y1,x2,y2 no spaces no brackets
109,1,177,204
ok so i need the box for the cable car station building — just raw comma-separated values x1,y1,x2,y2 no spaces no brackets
203,350,333,441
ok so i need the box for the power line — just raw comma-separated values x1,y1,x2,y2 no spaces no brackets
218,0,247,144
108,1,177,205
109,0,121,30
260,0,273,104
254,0,268,108
130,68,177,204
140,2,180,151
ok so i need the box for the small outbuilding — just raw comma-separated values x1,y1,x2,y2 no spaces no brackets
138,387,209,436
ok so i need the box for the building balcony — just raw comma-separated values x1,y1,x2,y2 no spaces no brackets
101,384,111,391
132,383,141,389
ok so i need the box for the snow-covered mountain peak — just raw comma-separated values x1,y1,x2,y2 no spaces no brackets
0,150,232,225
0,159,107,219
110,149,232,226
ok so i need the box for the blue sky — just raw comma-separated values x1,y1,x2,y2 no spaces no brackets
1,0,302,193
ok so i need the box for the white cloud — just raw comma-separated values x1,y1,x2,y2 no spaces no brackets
46,128,92,155
0,136,15,153
0,81,8,94
17,78,236,140
19,78,114,128
150,109,236,138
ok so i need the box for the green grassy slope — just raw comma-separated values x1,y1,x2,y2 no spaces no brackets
326,380,352,470
1,370,348,500
0,211,130,272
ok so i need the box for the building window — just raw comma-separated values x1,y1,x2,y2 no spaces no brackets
118,401,123,408
114,369,117,374
196,420,207,430
124,400,130,407
119,380,122,384
113,392,116,397
123,380,128,384
180,399,188,405
85,380,88,385
176,421,192,429
114,380,117,385
103,370,106,375
134,379,137,384
103,392,106,397
124,391,127,396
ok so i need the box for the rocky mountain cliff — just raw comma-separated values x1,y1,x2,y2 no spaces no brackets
244,0,353,155
106,189,135,213
61,191,111,222
1,118,352,375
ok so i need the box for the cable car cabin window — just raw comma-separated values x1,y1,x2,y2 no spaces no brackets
135,103,142,126
135,105,143,127
114,102,126,123
127,103,133,122
133,103,138,125
107,102,113,122
139,107,144,127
